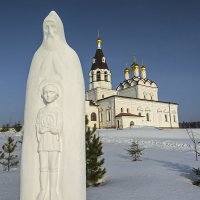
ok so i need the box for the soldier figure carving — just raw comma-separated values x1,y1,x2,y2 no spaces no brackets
36,84,62,200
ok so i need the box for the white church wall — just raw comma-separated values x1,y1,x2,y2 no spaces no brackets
86,96,179,129
169,103,179,128
85,101,99,128
97,97,116,128
122,116,144,128
86,89,97,101
114,97,179,128
117,86,137,98
90,80,112,90
96,88,117,100
137,85,158,101
86,88,117,102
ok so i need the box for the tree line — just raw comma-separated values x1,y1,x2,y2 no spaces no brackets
0,121,22,132
179,121,200,128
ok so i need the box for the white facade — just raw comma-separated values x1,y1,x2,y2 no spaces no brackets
117,77,158,101
85,100,99,129
85,36,179,129
96,96,179,128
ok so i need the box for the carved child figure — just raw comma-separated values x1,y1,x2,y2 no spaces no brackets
36,84,62,200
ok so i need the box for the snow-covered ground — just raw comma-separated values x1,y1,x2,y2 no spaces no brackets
0,127,200,200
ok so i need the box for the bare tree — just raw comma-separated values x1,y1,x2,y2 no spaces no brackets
186,128,200,161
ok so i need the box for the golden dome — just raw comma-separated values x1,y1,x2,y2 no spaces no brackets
124,68,129,73
96,39,102,44
141,65,146,72
133,64,139,70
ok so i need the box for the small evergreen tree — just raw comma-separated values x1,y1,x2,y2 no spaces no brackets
0,137,19,171
85,115,106,187
127,140,144,161
12,121,22,132
193,168,200,186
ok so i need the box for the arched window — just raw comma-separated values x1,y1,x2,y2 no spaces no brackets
104,71,108,81
121,108,124,113
96,71,101,81
91,112,97,121
146,113,150,121
130,121,134,127
127,108,130,113
173,115,176,122
138,112,142,117
99,111,103,122
106,109,111,121
102,94,104,99
165,114,168,122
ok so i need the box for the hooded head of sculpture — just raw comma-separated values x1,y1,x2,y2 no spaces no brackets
42,11,66,50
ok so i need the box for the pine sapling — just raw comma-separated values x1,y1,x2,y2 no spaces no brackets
85,115,106,187
0,136,19,171
127,140,144,161
13,121,22,132
193,168,200,186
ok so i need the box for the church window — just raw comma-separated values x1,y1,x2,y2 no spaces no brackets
99,111,103,122
117,120,120,129
106,109,111,121
91,112,97,121
102,57,106,63
104,71,108,81
121,108,124,113
102,94,104,98
146,113,150,121
130,121,134,127
127,108,130,113
138,112,142,116
97,71,101,81
165,114,168,122
173,115,176,122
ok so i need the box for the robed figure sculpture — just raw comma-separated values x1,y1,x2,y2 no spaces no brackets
20,11,85,200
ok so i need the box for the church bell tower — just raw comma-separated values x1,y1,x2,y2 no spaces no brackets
89,33,112,90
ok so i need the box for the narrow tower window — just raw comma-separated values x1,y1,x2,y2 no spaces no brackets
165,114,168,122
121,108,124,113
104,71,108,81
106,109,111,121
96,71,101,81
146,113,150,121
174,115,176,122
138,112,142,116
99,110,103,122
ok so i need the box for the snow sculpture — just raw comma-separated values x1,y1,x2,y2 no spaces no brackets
20,11,85,200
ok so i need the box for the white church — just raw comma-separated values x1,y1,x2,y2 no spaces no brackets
85,36,179,129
